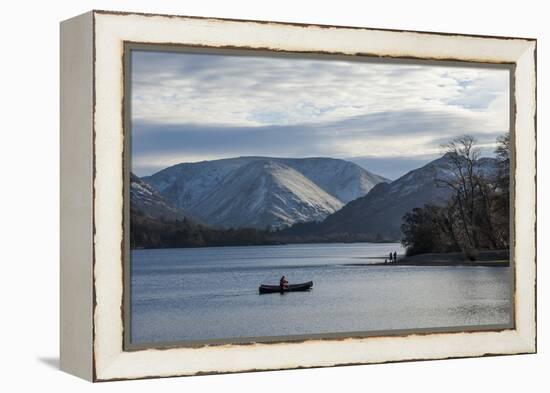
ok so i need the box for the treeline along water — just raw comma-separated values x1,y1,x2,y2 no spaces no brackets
130,243,511,344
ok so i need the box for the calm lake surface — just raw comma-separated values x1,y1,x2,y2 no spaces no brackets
130,243,512,344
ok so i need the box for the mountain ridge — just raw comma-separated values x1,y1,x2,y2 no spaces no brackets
194,159,344,229
143,156,388,229
279,154,499,241
130,173,187,221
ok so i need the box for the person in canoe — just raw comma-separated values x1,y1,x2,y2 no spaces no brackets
279,275,289,291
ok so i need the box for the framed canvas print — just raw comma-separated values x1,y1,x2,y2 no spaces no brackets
60,10,537,382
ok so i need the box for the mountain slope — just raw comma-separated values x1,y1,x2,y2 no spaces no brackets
281,154,499,241
142,157,249,212
271,157,387,203
195,160,344,229
130,173,186,220
144,156,388,229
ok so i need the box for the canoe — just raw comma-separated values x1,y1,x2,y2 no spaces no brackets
259,281,313,294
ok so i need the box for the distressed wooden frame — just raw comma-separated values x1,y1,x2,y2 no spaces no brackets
60,10,537,382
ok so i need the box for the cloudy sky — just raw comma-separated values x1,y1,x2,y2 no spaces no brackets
131,50,510,179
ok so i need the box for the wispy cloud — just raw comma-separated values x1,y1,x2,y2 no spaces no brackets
131,50,510,177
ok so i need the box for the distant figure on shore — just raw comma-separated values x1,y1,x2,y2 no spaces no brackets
393,251,397,262
389,252,393,263
384,258,388,264
280,275,289,291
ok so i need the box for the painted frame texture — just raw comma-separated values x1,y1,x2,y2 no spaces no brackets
60,10,536,382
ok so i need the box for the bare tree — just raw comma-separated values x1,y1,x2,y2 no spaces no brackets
493,132,511,248
435,135,481,256
401,133,510,257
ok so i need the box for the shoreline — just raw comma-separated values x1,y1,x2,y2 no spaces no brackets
131,240,402,251
369,250,510,267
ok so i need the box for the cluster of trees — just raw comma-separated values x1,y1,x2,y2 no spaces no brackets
131,208,390,249
130,208,279,249
401,134,510,258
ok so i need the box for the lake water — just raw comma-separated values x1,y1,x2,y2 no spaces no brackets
130,243,512,344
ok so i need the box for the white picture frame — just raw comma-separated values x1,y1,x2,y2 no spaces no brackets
60,10,536,382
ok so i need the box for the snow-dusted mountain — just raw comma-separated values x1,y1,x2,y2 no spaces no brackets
282,153,499,240
130,173,186,220
273,157,387,203
143,157,248,211
195,160,343,229
144,157,388,229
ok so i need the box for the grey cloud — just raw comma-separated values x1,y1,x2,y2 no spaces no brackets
131,108,507,177
130,50,509,178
